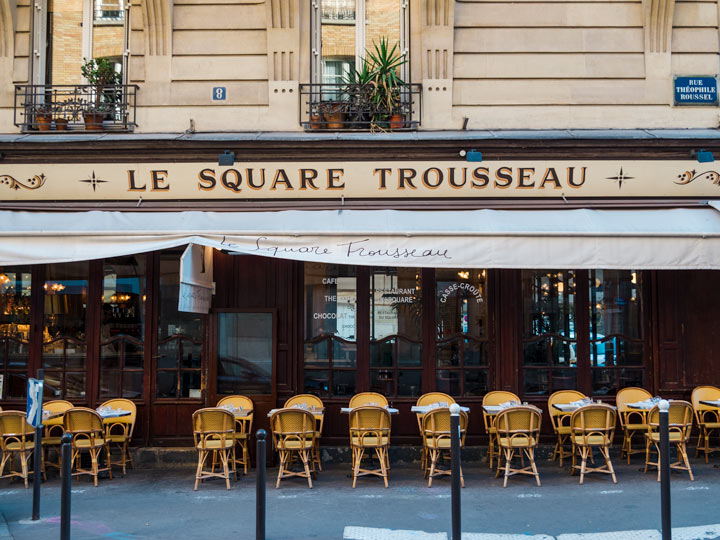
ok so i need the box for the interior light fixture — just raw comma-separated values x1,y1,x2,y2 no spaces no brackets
218,150,235,166
692,149,715,163
465,149,483,162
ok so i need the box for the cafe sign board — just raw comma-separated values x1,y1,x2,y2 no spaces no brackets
1,160,719,200
674,76,718,106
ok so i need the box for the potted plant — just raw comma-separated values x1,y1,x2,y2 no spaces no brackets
35,104,53,131
365,37,407,131
81,57,121,130
342,61,375,129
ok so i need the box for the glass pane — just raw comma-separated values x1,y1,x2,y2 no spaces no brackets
551,368,577,391
7,339,29,370
124,341,144,368
304,370,329,396
370,338,394,368
619,368,644,389
65,372,86,398
157,371,177,398
101,352,121,370
371,268,421,340
333,339,356,368
333,370,355,397
590,270,643,340
464,339,488,367
44,262,88,342
523,341,546,366
42,343,64,369
370,369,394,395
436,340,460,368
436,268,488,338
398,370,421,397
7,372,28,399
181,371,201,398
0,267,32,344
217,312,273,395
122,371,143,399
524,370,548,396
44,372,63,398
464,370,489,397
182,340,202,369
157,339,178,369
66,346,86,370
591,368,615,396
618,340,644,367
305,340,329,368
398,338,421,367
551,338,575,367
522,270,576,340
437,370,460,396
100,369,121,397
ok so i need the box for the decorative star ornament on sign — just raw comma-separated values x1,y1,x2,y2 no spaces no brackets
606,167,634,189
79,171,108,192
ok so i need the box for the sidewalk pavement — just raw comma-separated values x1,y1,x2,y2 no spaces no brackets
1,456,719,540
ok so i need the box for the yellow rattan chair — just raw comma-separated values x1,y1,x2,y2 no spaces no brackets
570,404,617,485
99,399,137,476
217,395,254,475
645,400,694,481
548,390,586,466
64,408,112,487
421,407,467,487
285,394,324,471
482,390,520,469
691,386,720,463
192,407,236,490
270,408,317,488
0,411,37,488
42,399,73,472
616,387,652,463
494,406,542,487
416,392,455,472
349,406,391,488
349,392,388,408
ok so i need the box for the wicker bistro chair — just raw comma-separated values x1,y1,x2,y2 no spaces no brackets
98,399,137,476
270,408,317,488
494,406,542,487
64,408,112,487
570,404,617,485
349,392,389,408
421,407,467,487
416,392,455,473
42,399,73,472
548,390,587,466
0,411,38,488
644,400,695,481
217,395,253,475
691,386,720,462
616,387,652,463
349,406,392,488
192,408,236,490
481,391,520,469
285,394,324,471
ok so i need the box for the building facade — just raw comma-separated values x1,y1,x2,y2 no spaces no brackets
0,0,719,446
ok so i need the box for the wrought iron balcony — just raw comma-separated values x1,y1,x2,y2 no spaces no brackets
299,83,422,131
14,84,139,132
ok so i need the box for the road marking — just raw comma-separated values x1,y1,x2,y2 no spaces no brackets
683,486,710,491
517,493,542,498
557,531,660,540
344,526,447,539
598,490,623,494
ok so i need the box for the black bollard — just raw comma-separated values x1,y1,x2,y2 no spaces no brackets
256,429,266,540
659,400,671,540
61,432,72,540
449,404,461,540
32,368,44,521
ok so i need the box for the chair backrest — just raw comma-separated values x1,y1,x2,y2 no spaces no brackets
548,390,586,418
192,408,235,449
217,395,254,412
421,407,468,445
416,392,455,407
98,398,137,437
482,391,520,407
64,407,103,435
270,408,316,448
349,406,392,438
570,404,616,440
691,386,720,411
284,394,324,409
648,400,694,441
0,411,33,438
616,387,652,412
494,407,542,445
44,400,73,415
349,392,388,408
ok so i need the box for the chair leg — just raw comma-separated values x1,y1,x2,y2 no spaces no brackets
377,447,388,488
302,450,313,489
222,450,231,490
601,446,617,484
276,450,286,489
579,447,588,485
503,448,513,488
528,448,540,487
427,447,437,488
20,452,29,489
680,443,694,481
194,449,206,491
352,447,363,488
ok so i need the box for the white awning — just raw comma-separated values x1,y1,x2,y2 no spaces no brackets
1,206,720,269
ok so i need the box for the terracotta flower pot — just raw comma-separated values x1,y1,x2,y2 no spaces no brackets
36,114,52,131
389,114,404,130
309,114,323,129
55,118,69,131
322,103,345,130
84,112,104,131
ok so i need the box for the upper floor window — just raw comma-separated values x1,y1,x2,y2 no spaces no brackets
94,0,124,22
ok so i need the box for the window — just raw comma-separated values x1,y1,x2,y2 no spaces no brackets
522,270,577,396
156,250,203,399
217,312,273,395
436,269,490,397
0,267,32,400
43,262,89,399
94,0,124,22
303,264,357,398
99,256,145,399
369,268,422,398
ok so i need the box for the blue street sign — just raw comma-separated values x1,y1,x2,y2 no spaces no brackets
26,378,43,428
212,87,227,101
674,76,718,106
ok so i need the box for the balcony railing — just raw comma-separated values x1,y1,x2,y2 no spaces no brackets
14,84,139,132
299,82,422,131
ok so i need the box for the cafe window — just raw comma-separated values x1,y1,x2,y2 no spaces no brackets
522,270,577,396
436,269,490,397
99,256,146,399
156,249,203,399
369,268,422,398
303,263,357,398
0,267,32,399
216,312,273,395
589,270,645,395
43,262,89,399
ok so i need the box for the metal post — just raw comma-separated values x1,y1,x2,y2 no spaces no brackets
32,368,44,521
256,429,266,540
60,432,72,540
659,400,671,540
449,403,461,540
